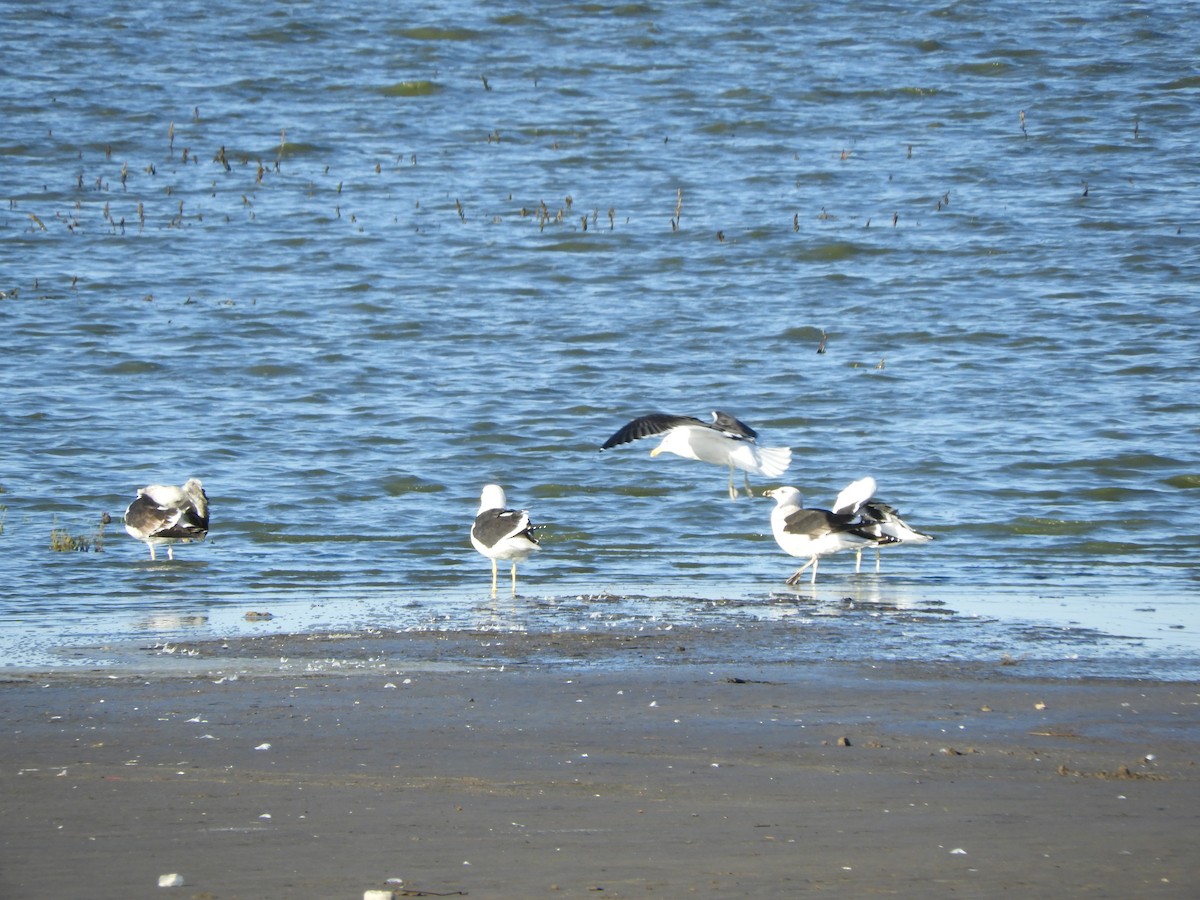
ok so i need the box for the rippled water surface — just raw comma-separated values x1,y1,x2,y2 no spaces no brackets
2,1,1198,676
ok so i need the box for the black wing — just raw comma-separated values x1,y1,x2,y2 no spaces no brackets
859,500,900,523
782,508,875,540
175,502,210,536
860,500,928,542
472,508,538,549
600,413,706,450
710,411,758,441
124,495,208,541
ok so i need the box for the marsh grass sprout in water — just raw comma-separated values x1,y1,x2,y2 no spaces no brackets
49,513,110,553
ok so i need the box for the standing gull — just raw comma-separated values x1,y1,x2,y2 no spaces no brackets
470,484,541,596
765,477,883,584
123,478,210,560
855,499,933,573
601,411,792,499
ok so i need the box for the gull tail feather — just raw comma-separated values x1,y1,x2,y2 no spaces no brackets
750,445,792,478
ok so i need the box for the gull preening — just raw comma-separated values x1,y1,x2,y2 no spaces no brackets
765,477,884,584
601,411,792,500
123,478,210,561
855,499,933,572
470,484,541,596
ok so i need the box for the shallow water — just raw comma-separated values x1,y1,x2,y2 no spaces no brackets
1,1,1198,677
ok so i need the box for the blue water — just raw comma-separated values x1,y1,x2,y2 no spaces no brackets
1,0,1198,677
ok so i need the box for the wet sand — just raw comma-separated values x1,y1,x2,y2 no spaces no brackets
2,629,1198,899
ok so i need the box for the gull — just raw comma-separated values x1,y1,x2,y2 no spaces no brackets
124,478,210,560
470,484,541,596
854,499,933,573
601,411,792,500
764,477,883,584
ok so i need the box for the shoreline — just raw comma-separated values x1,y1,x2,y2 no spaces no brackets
3,632,1198,898
9,609,1200,684
5,574,1198,685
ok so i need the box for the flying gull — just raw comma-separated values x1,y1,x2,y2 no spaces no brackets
764,477,887,584
470,484,541,596
123,478,210,560
601,411,792,500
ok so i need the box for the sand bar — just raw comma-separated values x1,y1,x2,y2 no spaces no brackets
2,628,1198,898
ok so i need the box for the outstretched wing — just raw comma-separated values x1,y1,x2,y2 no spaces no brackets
831,476,877,516
710,410,758,441
600,413,705,450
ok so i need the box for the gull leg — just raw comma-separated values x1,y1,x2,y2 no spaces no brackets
148,543,156,561
785,558,816,585
490,559,499,597
810,557,819,584
743,472,754,497
167,545,174,561
875,547,882,573
510,561,518,596
727,465,738,501
855,547,863,573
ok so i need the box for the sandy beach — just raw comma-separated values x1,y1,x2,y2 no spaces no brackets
2,628,1198,899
